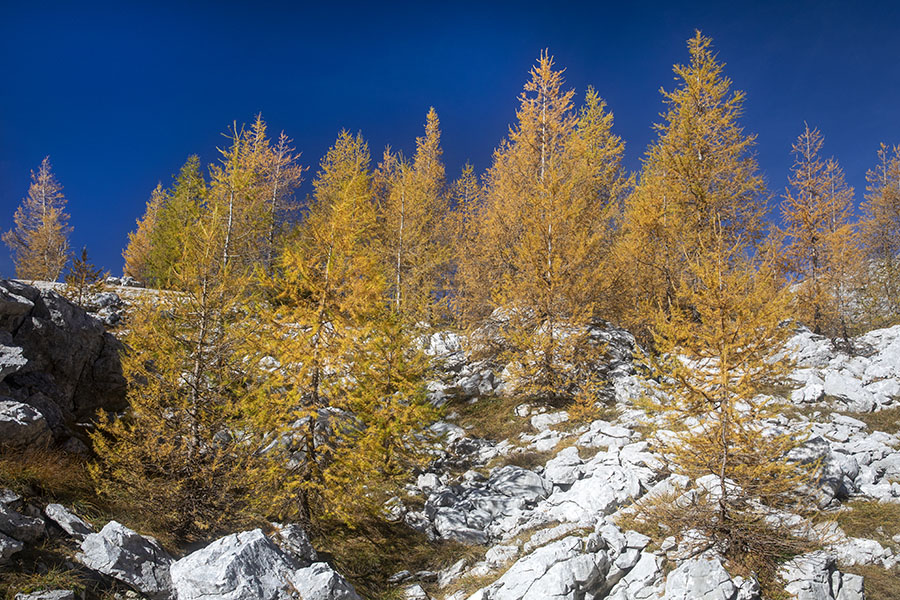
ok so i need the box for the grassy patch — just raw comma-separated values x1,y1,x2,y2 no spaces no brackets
756,381,801,401
451,395,533,442
776,402,827,422
443,571,500,598
843,565,900,600
313,517,484,600
0,444,186,553
841,406,900,435
487,449,554,472
1,565,85,600
0,445,94,504
832,500,900,552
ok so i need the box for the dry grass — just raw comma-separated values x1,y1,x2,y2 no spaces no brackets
0,535,106,600
488,449,554,472
0,444,94,504
832,500,900,553
617,493,817,598
0,444,184,553
443,571,501,598
451,395,534,442
313,517,485,600
1,565,85,600
843,565,900,600
842,406,900,435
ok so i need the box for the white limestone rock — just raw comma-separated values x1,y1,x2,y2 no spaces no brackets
479,536,609,600
44,503,93,540
530,411,569,432
287,562,362,600
779,551,836,600
272,522,318,565
14,592,76,600
542,447,583,486
0,531,24,563
662,555,736,600
488,466,550,504
77,521,172,599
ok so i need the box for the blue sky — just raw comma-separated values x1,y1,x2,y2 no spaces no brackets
1,0,898,276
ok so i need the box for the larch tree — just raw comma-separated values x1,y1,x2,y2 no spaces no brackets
448,162,484,321
64,246,105,308
376,108,450,325
262,130,305,270
209,118,269,270
149,155,207,287
3,156,72,281
631,239,816,588
859,143,900,326
91,204,283,544
257,131,433,525
623,33,817,591
616,32,766,340
122,156,206,289
123,183,166,284
459,52,628,399
780,124,861,341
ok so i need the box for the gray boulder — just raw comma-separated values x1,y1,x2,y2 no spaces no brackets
44,503,93,540
0,502,46,543
488,466,550,504
77,521,173,599
171,529,361,600
663,555,736,600
0,344,27,382
14,592,76,600
272,522,318,565
170,529,295,600
0,530,24,562
479,536,609,600
0,280,126,427
0,399,51,448
287,562,362,600
779,551,848,600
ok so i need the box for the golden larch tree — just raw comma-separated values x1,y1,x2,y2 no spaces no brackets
616,32,766,339
376,108,450,325
632,238,816,587
262,130,305,270
257,131,433,525
780,124,862,341
459,52,628,399
64,246,106,308
859,143,900,326
123,183,166,284
3,156,72,281
91,205,282,544
209,117,269,269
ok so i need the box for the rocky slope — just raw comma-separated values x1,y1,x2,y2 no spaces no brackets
0,280,126,450
2,279,899,599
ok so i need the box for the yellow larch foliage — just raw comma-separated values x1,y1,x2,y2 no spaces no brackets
3,156,72,281
64,246,106,308
780,124,862,341
617,32,766,339
256,131,434,525
122,183,166,284
91,205,280,544
376,108,450,325
859,143,900,326
459,52,628,399
633,236,817,581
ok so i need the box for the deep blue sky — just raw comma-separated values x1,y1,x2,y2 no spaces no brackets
1,1,899,277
